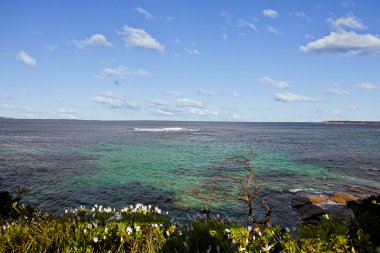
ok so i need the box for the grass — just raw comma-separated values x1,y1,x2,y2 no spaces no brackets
1,202,378,253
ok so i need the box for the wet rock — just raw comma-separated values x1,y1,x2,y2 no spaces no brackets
324,204,354,220
291,196,311,208
298,203,325,221
346,186,379,198
330,192,358,205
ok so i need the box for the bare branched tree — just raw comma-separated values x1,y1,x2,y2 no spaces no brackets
190,147,271,226
230,147,271,226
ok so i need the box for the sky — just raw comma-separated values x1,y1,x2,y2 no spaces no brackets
1,0,380,122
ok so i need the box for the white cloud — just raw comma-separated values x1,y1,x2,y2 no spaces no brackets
304,34,314,40
176,98,203,108
274,92,320,103
259,76,290,89
300,30,380,55
136,6,154,19
163,91,183,97
220,11,232,24
54,107,78,119
17,51,37,66
46,44,57,51
325,86,350,96
342,1,355,8
119,25,164,51
0,104,16,110
187,108,219,116
229,91,240,97
266,25,280,35
293,11,311,22
198,88,218,96
101,66,127,79
73,34,113,48
238,19,257,31
327,15,366,30
1,94,15,99
166,16,176,22
357,82,379,90
96,65,150,81
145,98,219,117
133,69,151,77
300,15,380,55
262,9,279,18
91,91,140,110
185,48,201,55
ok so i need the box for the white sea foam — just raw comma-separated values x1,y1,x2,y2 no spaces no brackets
289,188,322,194
134,127,197,132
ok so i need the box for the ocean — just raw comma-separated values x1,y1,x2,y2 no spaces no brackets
1,119,379,226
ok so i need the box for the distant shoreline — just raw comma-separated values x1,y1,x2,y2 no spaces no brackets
321,121,380,125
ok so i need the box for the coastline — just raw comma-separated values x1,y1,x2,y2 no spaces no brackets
321,121,380,125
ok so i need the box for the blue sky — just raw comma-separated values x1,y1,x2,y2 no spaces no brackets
1,0,380,121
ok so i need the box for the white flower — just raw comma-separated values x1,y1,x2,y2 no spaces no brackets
166,230,170,236
84,229,87,234
246,238,249,243
136,225,141,232
65,209,68,214
105,227,108,233
120,237,124,242
225,228,231,234
262,244,272,252
93,237,98,243
115,212,122,221
178,230,182,236
103,236,106,240
87,224,92,229
126,227,133,235
239,247,246,251
247,226,252,231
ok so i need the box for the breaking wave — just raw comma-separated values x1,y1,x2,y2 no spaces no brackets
133,127,198,132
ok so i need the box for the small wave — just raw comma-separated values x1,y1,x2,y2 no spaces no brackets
134,127,197,132
288,188,322,194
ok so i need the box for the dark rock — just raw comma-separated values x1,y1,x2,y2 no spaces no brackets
324,204,354,220
298,203,325,221
291,196,311,208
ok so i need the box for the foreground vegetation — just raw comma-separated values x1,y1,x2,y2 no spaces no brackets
1,191,379,253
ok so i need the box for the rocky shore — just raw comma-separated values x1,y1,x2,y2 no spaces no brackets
291,186,379,224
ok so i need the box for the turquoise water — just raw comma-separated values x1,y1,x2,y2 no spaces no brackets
1,120,379,226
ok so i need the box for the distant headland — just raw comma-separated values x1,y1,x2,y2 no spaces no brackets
321,121,380,125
